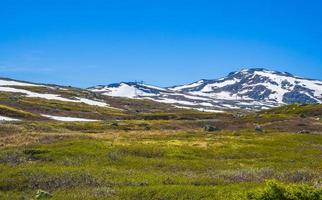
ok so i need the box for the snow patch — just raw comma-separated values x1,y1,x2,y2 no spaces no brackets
0,115,20,121
169,80,205,91
200,79,239,92
0,79,39,87
42,114,99,122
101,83,157,98
76,98,108,107
175,106,225,113
0,86,108,107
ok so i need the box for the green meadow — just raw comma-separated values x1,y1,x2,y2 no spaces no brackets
1,124,321,199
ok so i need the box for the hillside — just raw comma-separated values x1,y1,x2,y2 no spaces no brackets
0,103,322,199
89,68,322,110
0,71,322,199
0,77,217,122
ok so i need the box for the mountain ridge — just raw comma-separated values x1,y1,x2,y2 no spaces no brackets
1,68,321,112
88,68,322,110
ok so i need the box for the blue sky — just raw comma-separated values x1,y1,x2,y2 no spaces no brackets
0,0,322,87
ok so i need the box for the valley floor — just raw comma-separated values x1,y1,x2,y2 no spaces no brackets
1,123,322,199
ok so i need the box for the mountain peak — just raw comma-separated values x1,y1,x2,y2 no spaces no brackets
227,68,295,79
241,67,269,72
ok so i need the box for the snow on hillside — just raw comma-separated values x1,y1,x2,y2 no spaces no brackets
89,68,322,110
76,97,108,107
0,78,108,107
89,82,225,110
90,82,167,98
169,68,322,104
0,79,39,87
1,68,321,112
0,115,20,121
94,83,157,98
41,114,99,122
169,80,205,91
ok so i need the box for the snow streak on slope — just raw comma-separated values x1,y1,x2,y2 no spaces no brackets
0,115,20,121
0,78,108,107
42,114,99,122
169,80,205,91
0,79,39,87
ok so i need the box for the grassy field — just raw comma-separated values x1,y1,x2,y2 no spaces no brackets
0,122,321,199
0,102,321,200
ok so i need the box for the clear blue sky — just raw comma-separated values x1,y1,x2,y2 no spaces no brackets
0,0,322,87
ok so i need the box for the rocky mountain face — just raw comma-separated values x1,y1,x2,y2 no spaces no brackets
89,68,322,111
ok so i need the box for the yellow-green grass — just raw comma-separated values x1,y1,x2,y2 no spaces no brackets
137,111,228,120
241,104,322,124
0,129,321,199
1,119,210,134
0,104,41,120
260,104,322,117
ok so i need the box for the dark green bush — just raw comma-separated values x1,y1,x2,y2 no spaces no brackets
247,180,322,200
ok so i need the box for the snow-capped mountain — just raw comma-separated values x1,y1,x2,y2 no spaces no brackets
89,68,322,110
171,68,322,104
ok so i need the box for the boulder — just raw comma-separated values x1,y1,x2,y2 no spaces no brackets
111,122,119,128
35,190,52,199
255,125,263,132
297,130,310,134
204,125,220,132
299,113,306,118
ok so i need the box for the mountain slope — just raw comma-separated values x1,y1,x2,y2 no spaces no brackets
1,68,321,117
0,77,125,121
89,82,225,112
171,68,322,103
89,68,322,110
0,77,212,121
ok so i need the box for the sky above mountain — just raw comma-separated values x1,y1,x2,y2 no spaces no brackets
0,0,322,87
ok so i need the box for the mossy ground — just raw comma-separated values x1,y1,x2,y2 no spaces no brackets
0,127,321,199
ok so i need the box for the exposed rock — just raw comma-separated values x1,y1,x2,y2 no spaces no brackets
111,122,119,128
204,125,220,132
297,130,311,134
255,125,263,132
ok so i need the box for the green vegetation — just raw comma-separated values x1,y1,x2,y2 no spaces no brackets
247,180,322,200
0,104,41,120
0,119,211,134
0,87,322,199
0,127,321,199
0,90,223,121
260,104,322,118
137,111,225,120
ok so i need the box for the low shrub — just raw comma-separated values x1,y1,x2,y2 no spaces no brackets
247,180,322,200
117,145,165,158
0,104,40,120
0,124,26,136
0,150,26,165
24,171,102,190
